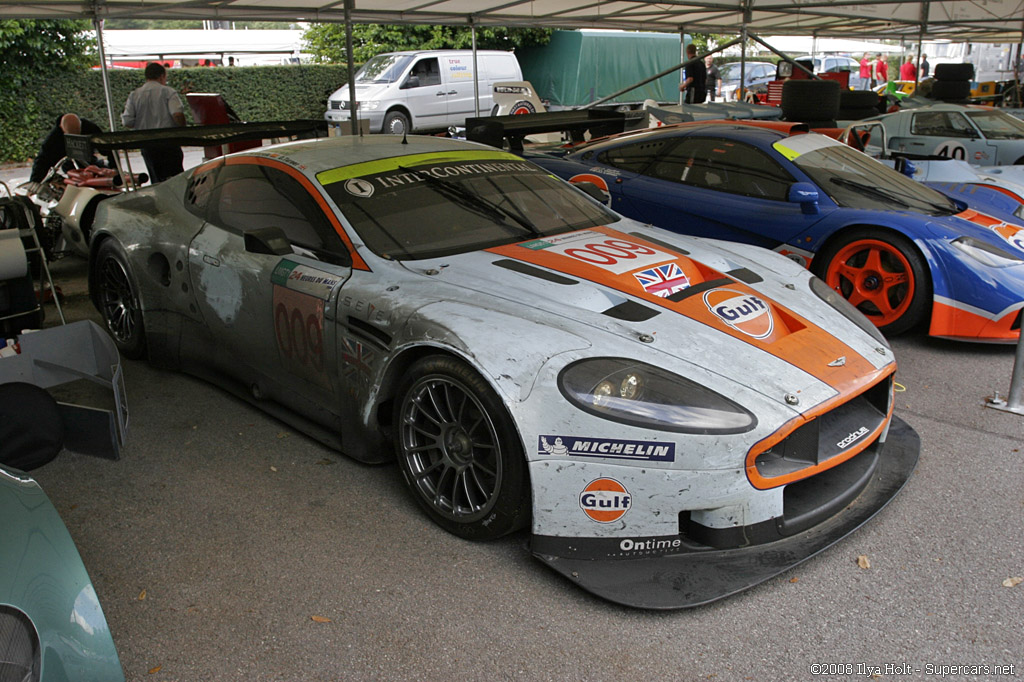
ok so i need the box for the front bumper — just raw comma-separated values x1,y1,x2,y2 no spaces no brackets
324,109,385,132
530,415,919,609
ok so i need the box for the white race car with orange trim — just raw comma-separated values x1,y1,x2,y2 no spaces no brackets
87,133,919,609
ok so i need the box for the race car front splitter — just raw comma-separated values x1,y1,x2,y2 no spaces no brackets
531,416,920,610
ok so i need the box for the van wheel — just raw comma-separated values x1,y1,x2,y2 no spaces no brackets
383,111,410,135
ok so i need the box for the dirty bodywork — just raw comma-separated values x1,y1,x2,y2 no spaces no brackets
88,134,919,608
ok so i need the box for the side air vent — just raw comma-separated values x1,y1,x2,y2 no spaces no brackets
603,301,660,321
493,259,578,285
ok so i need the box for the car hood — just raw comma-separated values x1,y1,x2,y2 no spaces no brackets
329,83,392,101
398,222,893,412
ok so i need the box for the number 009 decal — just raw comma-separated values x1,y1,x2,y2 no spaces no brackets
273,286,330,389
524,231,677,275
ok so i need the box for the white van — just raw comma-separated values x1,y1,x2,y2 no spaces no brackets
324,50,523,134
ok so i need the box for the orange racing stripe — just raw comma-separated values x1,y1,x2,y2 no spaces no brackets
486,226,888,395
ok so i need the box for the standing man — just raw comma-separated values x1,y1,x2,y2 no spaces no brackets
920,54,930,78
121,62,186,183
860,53,873,89
873,54,889,89
679,44,707,104
900,55,917,81
704,55,720,102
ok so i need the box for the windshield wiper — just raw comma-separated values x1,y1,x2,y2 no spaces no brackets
829,176,910,208
398,165,542,237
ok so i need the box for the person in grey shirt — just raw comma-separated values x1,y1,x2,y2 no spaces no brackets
122,62,186,182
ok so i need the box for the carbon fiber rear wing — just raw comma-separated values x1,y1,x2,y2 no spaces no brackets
63,120,329,163
465,110,626,152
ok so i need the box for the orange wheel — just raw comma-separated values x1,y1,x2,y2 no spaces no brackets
815,231,930,335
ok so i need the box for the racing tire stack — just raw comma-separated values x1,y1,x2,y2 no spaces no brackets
838,90,881,121
930,63,974,103
781,79,841,125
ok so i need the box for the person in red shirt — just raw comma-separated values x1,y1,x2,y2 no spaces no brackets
899,56,917,81
873,54,889,87
860,53,873,89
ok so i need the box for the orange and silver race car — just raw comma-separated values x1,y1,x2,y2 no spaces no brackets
86,131,919,609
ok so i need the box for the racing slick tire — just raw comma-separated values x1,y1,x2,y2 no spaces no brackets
781,79,841,122
812,229,931,336
383,110,411,135
94,238,148,360
837,107,878,122
394,355,530,540
839,90,880,110
930,80,971,102
934,63,974,82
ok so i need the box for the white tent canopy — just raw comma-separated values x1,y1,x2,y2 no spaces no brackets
101,29,306,59
1,0,1023,42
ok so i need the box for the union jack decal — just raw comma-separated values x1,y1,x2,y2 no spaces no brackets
341,336,375,378
633,262,690,297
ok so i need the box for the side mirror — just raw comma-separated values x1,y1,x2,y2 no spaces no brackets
401,75,420,90
571,180,611,204
244,226,292,256
788,182,820,214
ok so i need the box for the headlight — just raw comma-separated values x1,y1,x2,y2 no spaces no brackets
951,236,1024,268
809,275,889,348
558,358,756,434
361,100,381,110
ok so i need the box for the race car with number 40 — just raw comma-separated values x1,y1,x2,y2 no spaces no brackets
88,132,918,609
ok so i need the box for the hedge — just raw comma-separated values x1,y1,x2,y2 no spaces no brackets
0,64,353,164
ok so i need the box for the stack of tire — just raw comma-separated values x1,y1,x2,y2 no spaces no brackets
930,63,974,103
780,79,841,128
838,90,882,120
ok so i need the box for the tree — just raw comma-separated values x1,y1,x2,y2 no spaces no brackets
0,20,96,162
0,19,95,77
303,23,551,64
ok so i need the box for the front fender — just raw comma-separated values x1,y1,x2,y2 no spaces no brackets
395,300,593,404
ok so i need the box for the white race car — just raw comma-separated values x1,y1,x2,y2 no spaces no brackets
86,132,919,609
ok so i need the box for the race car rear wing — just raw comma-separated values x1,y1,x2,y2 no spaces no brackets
465,110,626,152
63,119,329,163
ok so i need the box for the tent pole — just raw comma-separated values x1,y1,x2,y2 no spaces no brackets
92,15,131,189
471,19,480,118
344,0,358,136
740,26,747,103
679,28,686,105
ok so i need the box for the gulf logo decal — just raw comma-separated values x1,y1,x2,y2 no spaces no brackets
579,478,632,523
957,208,1024,254
704,288,775,339
568,173,611,205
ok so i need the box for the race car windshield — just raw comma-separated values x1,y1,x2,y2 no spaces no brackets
965,110,1024,140
354,54,414,84
321,155,619,260
790,144,958,215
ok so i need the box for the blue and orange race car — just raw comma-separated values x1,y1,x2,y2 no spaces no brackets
527,121,1024,342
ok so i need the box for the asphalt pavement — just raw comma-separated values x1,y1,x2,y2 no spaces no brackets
4,159,1023,681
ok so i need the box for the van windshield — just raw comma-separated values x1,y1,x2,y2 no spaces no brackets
355,55,414,84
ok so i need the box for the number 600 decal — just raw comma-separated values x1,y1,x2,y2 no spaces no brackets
556,238,675,275
275,302,324,372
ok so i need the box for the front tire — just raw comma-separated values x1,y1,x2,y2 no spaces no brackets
813,229,930,336
382,110,410,135
95,239,147,359
394,355,529,540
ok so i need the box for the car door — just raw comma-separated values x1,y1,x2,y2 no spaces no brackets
403,57,447,130
611,136,827,248
904,110,998,162
440,54,481,125
186,159,353,412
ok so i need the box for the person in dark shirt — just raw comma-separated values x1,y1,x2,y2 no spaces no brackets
28,113,109,186
679,44,707,104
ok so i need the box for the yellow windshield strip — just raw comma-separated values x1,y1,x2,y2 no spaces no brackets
316,150,523,185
